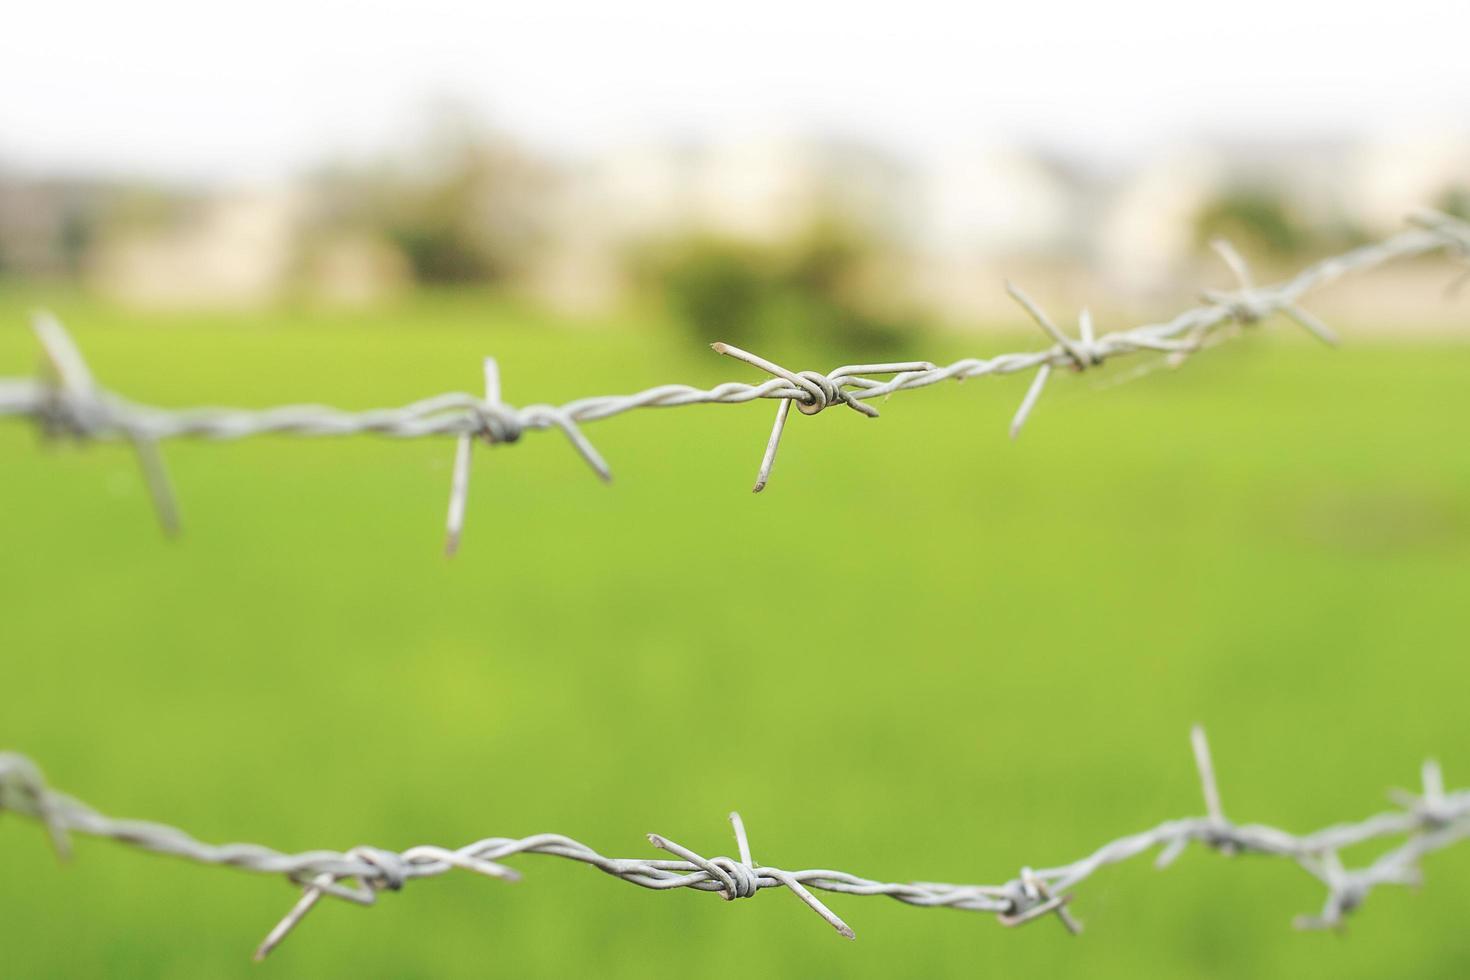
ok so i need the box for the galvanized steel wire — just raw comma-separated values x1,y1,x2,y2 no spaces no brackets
2,729,1466,960
4,211,1470,960
1,210,1466,552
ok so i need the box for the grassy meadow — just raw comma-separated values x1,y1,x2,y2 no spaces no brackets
1,290,1469,978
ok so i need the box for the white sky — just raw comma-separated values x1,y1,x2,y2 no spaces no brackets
2,0,1467,181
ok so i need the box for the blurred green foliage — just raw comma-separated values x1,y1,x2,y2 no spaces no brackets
1,295,1469,978
648,217,922,354
1194,188,1313,258
1438,185,1470,221
306,111,551,285
1192,187,1379,261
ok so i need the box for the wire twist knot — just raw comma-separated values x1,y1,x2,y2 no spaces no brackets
1002,284,1104,439
0,753,45,817
35,386,111,441
442,358,610,555
711,342,935,492
1208,288,1280,325
469,402,523,444
348,845,412,892
707,854,761,899
997,867,1080,933
1203,238,1340,346
1000,875,1042,916
787,370,846,415
648,812,855,937
1199,820,1242,853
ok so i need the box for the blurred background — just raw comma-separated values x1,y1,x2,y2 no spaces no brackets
2,1,1469,977
2,1,1469,333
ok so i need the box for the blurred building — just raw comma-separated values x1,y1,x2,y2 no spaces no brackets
530,135,913,313
1,122,1465,326
1350,125,1470,232
909,145,1085,320
0,176,112,279
89,189,300,309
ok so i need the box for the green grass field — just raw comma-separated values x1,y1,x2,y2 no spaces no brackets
2,293,1469,978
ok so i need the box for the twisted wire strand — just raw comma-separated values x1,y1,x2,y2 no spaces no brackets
2,211,1467,549
2,729,1466,960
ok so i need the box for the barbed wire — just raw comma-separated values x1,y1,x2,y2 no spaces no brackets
2,209,1467,552
2,728,1466,961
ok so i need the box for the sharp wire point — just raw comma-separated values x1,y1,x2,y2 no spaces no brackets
29,312,184,534
1281,303,1340,347
445,355,515,555
31,311,96,391
1155,836,1189,870
128,430,182,536
1010,363,1052,440
1191,725,1226,826
714,343,947,491
1423,758,1445,806
754,398,791,492
444,433,473,557
729,812,754,867
482,357,501,406
1210,237,1256,290
255,876,330,961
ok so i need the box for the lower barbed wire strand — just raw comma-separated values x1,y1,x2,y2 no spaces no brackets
3,730,1469,959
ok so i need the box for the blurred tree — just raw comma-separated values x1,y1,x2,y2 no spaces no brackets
1194,187,1310,259
1438,185,1470,221
305,105,553,285
646,213,920,354
0,178,120,279
657,237,772,344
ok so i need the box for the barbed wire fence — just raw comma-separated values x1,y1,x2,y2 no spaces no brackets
2,728,1466,961
1,209,1466,553
2,213,1469,959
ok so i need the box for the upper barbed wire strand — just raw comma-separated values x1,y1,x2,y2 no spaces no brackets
2,729,1467,960
1,212,1466,549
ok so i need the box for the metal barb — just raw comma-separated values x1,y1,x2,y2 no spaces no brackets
445,357,502,557
711,342,929,493
1210,238,1256,291
1423,759,1446,808
1003,291,1103,439
31,312,181,535
1409,208,1470,253
255,873,332,961
1411,210,1470,297
1189,725,1240,857
1281,303,1340,347
0,752,72,862
1004,282,1094,370
1204,240,1339,346
1191,726,1228,827
998,867,1082,934
1390,758,1451,825
1009,363,1052,440
648,813,855,937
